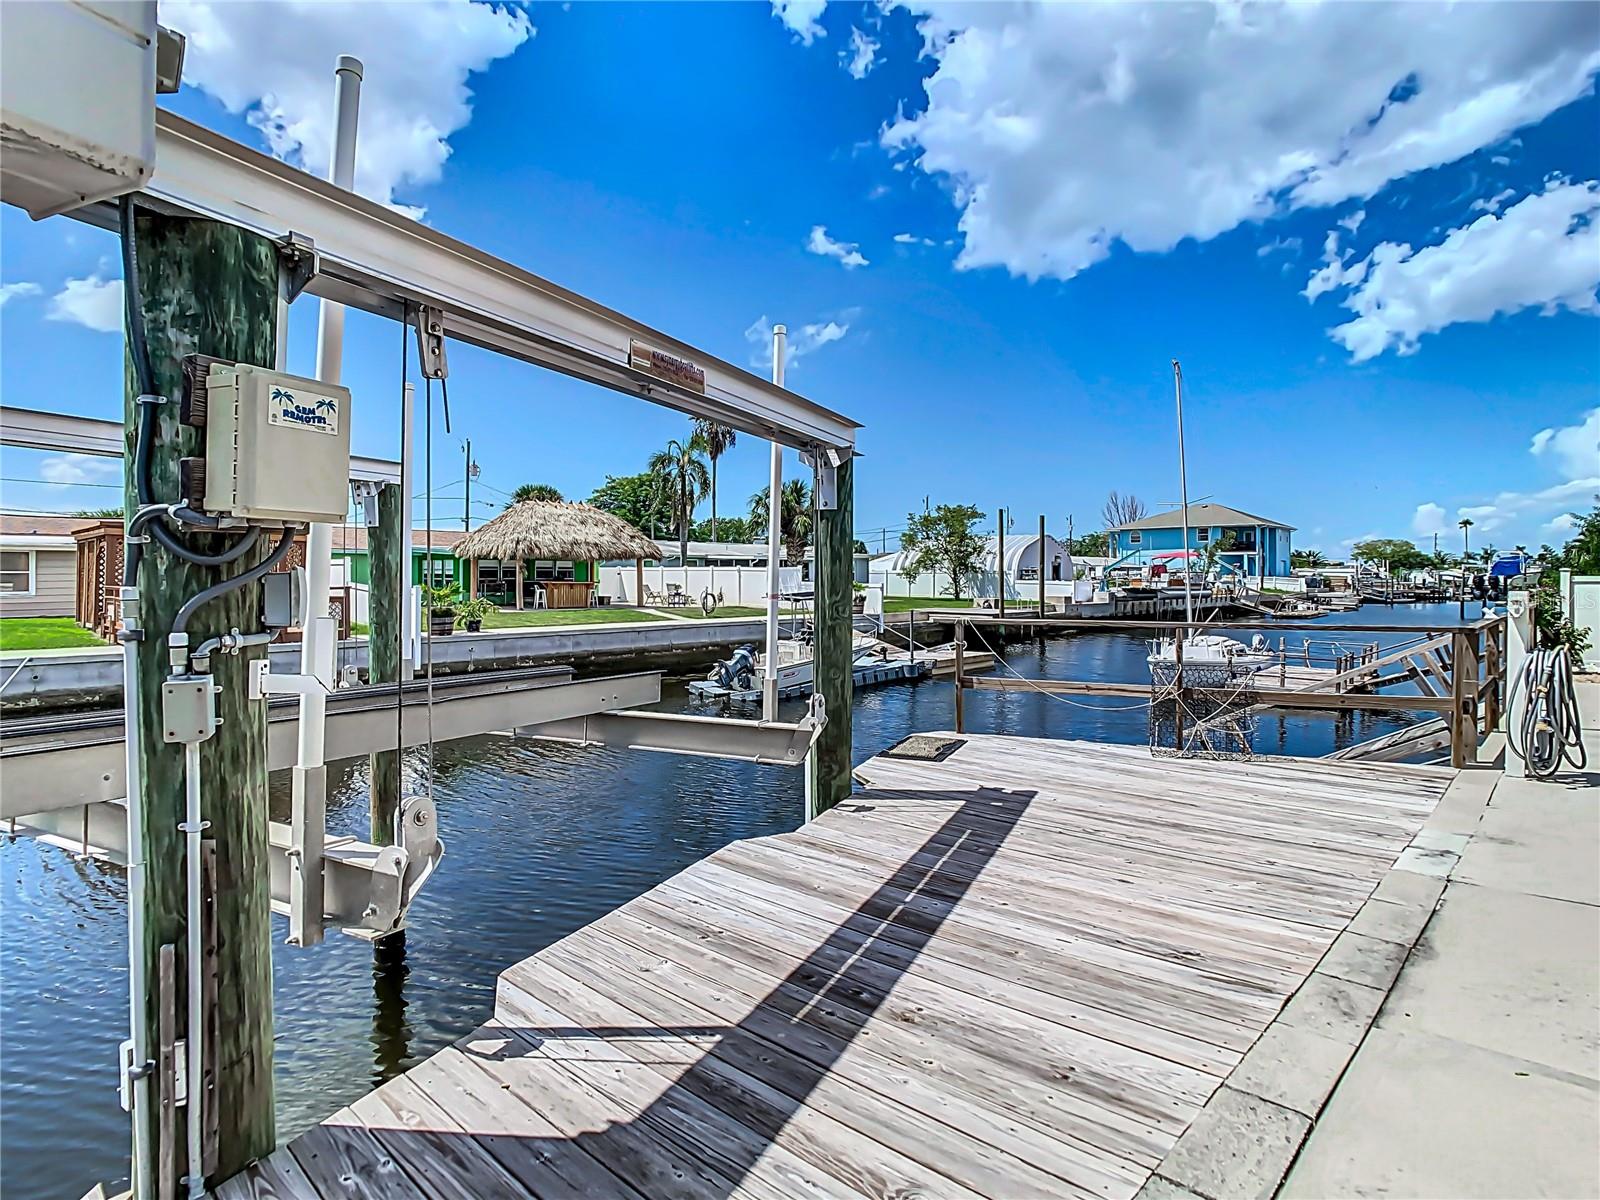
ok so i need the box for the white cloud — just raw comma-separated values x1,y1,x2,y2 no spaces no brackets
0,282,41,307
160,1,532,213
1544,512,1579,536
744,313,853,372
843,28,880,78
1338,210,1366,235
880,2,1600,281
1529,408,1599,481
893,232,936,246
1455,478,1598,536
806,224,869,269
1470,188,1517,214
39,454,120,486
1256,236,1301,258
771,0,826,45
1302,231,1366,302
1314,181,1600,361
47,275,123,333
1412,502,1449,538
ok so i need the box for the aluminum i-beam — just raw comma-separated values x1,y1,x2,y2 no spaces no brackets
0,668,661,819
67,111,859,452
516,708,820,767
10,798,435,939
0,404,401,484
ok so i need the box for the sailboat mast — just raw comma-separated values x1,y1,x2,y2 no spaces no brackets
1173,359,1195,628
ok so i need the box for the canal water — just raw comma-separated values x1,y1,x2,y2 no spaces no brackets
1,605,1464,1198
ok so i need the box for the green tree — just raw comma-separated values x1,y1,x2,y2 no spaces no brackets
689,515,756,544
648,435,711,565
1290,548,1329,570
505,482,562,507
748,480,813,563
73,506,125,518
690,418,736,543
587,472,674,538
900,503,986,599
1458,516,1474,565
1202,530,1238,576
1351,538,1431,573
1072,530,1109,558
1557,500,1600,574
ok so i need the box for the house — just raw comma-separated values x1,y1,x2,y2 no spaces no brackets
1108,503,1294,579
1,513,89,618
330,526,469,596
868,531,1078,598
650,540,773,567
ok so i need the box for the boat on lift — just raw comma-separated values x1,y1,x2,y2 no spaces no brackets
1147,631,1276,682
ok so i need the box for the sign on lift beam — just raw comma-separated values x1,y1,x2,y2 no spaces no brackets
629,339,705,395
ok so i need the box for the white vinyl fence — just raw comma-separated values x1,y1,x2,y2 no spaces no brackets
600,565,804,607
1558,570,1600,671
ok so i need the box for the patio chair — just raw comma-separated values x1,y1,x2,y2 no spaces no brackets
642,584,666,606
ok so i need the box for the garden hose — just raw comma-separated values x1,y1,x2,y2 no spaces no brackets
1508,644,1586,781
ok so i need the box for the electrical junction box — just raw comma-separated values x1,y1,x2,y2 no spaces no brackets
202,364,352,524
0,2,158,219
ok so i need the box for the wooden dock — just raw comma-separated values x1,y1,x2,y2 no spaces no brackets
219,735,1454,1200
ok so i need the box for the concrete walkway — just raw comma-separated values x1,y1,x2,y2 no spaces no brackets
1281,685,1600,1199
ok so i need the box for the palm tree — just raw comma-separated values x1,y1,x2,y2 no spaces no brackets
506,483,562,508
647,436,711,565
749,479,813,564
690,418,736,543
1458,516,1473,564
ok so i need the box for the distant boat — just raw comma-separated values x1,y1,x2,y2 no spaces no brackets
1148,632,1275,683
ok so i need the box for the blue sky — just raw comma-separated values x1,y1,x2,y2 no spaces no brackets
2,0,1597,556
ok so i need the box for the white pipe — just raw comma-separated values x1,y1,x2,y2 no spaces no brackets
120,584,153,1200
182,738,205,1200
299,54,363,754
762,324,787,721
1172,359,1194,628
399,380,415,681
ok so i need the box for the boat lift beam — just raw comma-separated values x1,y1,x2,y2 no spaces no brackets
65,110,859,454
0,404,402,485
517,697,824,767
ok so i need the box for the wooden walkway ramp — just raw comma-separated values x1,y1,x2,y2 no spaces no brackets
219,735,1453,1200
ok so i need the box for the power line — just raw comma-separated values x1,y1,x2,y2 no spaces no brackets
1,476,124,489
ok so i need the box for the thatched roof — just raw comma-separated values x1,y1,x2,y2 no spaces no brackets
452,502,659,562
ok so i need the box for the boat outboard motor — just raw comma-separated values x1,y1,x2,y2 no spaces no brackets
1249,633,1268,653
706,644,757,691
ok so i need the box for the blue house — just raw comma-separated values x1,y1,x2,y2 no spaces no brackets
1108,503,1294,580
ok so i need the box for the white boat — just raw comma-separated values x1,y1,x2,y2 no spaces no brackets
1147,632,1275,681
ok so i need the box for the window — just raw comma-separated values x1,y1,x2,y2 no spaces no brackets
0,551,33,595
475,559,515,599
533,560,577,581
423,558,455,589
1197,528,1210,543
1128,531,1141,545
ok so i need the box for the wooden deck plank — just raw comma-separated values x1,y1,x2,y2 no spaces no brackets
263,733,1450,1200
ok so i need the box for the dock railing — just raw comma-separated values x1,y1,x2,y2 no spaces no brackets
934,611,1507,768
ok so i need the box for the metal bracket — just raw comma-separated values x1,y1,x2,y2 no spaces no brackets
351,479,383,527
800,447,849,511
415,305,449,379
276,232,319,302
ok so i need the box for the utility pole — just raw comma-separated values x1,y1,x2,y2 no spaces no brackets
124,208,280,1192
463,439,477,532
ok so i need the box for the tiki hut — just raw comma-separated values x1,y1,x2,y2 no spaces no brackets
453,501,659,610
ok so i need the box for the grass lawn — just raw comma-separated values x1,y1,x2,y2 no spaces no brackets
0,617,107,651
883,596,976,613
476,607,667,629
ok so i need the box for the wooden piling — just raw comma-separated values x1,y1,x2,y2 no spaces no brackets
124,210,278,1185
807,458,854,818
368,482,404,844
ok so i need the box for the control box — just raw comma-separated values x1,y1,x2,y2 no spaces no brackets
201,364,352,524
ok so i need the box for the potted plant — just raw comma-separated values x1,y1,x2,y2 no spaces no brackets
423,583,459,637
852,580,868,614
456,595,494,633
